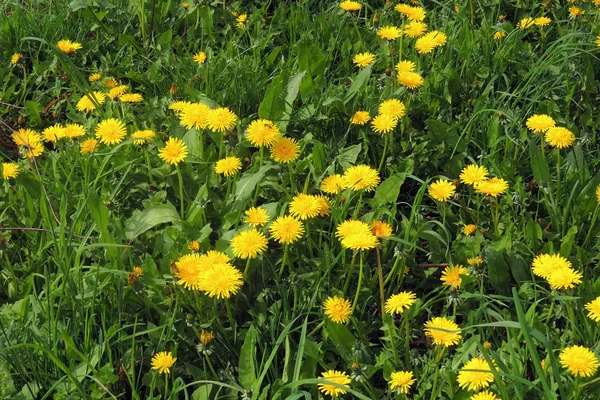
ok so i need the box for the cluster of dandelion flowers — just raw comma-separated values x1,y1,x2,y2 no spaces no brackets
64,123,86,139
460,164,488,185
159,137,188,164
352,52,375,68
76,91,106,112
245,207,269,227
80,139,98,154
11,53,22,64
531,254,572,279
88,72,101,82
207,107,237,132
517,17,535,29
474,177,509,197
371,220,392,237
388,371,415,394
457,357,495,391
289,194,322,220
547,267,582,290
560,346,599,377
270,137,300,163
379,99,406,119
173,253,204,290
404,21,428,38
377,26,403,41
193,51,207,64
350,111,371,125
395,4,426,21
371,114,398,134
2,163,19,180
246,119,281,147
441,265,469,290
269,216,304,244
342,164,380,191
56,39,82,54
545,127,575,149
424,317,462,346
179,102,211,130
462,224,477,235
131,130,156,145
214,156,242,176
385,291,416,315
119,93,143,103
42,125,66,143
339,0,361,11
151,352,176,374
230,229,268,259
318,370,351,397
415,31,447,54
199,263,243,299
428,179,456,202
472,391,500,400
321,174,345,195
323,296,352,323
108,85,128,99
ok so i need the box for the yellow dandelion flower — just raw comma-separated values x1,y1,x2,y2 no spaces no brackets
404,21,428,38
321,174,345,195
457,357,495,391
246,119,281,147
56,39,82,54
406,6,426,21
207,107,237,132
336,220,372,239
535,16,551,26
103,78,117,88
545,127,575,149
200,330,214,345
80,138,98,154
108,85,128,99
179,102,211,130
462,224,477,235
379,99,406,119
64,123,86,139
397,71,424,89
236,13,248,28
193,51,207,64
349,111,371,127
316,195,331,216
389,371,415,394
199,250,231,266
131,130,156,145
159,137,188,164
483,341,493,350
199,263,243,299
339,1,362,11
468,257,484,266
245,207,270,227
547,268,582,290
371,114,398,134
318,370,351,397
585,296,600,322
472,391,500,400
596,184,600,202
270,137,300,163
385,291,417,315
11,128,41,148
95,118,127,145
377,26,403,40
428,179,456,202
569,6,584,17
88,72,101,82
460,164,489,185
371,220,392,237
230,229,268,259
214,156,242,176
323,296,352,323
76,91,106,112
169,101,192,113
396,60,416,74
174,253,204,290
182,2,189,9
441,265,469,290
560,346,599,377
341,231,379,251
353,52,375,68
188,240,201,252
424,317,462,346
532,254,571,279
517,17,535,29
2,163,19,180
342,164,381,191
493,31,506,40
41,125,66,143
526,114,555,133
289,194,321,220
269,215,304,244
11,53,22,64
151,352,176,374
119,93,143,103
415,34,437,54
474,177,509,197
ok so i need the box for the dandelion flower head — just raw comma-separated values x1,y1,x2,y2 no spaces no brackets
441,265,469,290
323,296,352,323
245,207,269,227
424,317,462,346
353,52,375,67
215,156,242,176
246,119,281,147
371,114,398,134
342,164,381,191
2,163,19,180
151,352,176,374
545,127,575,149
159,137,189,164
289,194,322,220
321,174,345,194
230,229,268,259
459,165,489,185
318,370,351,397
57,39,82,54
270,137,300,163
207,107,237,132
388,371,415,393
560,346,599,377
199,263,243,299
428,179,456,202
269,215,304,244
585,296,600,322
457,357,495,391
95,118,127,145
385,291,417,315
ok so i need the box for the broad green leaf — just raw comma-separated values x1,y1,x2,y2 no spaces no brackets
324,320,355,361
344,64,372,105
235,165,275,202
239,326,258,389
125,203,181,240
485,245,511,295
258,70,287,122
191,384,213,400
529,140,551,185
372,173,406,206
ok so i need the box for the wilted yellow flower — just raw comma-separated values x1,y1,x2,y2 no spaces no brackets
207,107,237,132
493,31,506,40
474,177,509,197
350,111,371,125
535,16,551,26
270,215,304,244
404,21,428,38
289,194,321,220
230,229,268,259
158,137,188,164
339,0,362,11
200,330,214,345
371,114,398,134
560,346,598,377
526,114,555,133
428,179,456,202
379,99,406,119
76,91,106,112
315,195,330,217
342,164,381,191
397,71,424,89
182,1,189,9
371,220,392,237
353,52,375,67
389,371,415,393
245,207,270,227
10,53,22,64
199,263,243,299
385,291,416,315
179,102,211,130
323,296,352,323
545,127,575,148
460,164,488,185
188,240,201,252
2,163,19,180
377,26,403,40
103,78,117,88
246,119,281,147
42,125,66,143
483,341,492,350
95,118,127,145
321,174,345,194
80,138,98,154
119,93,143,103
193,51,207,64
214,156,242,176
457,357,495,391
318,370,351,397
131,130,156,145
547,268,582,290
585,296,600,322
518,17,535,29
56,39,82,54
424,317,461,346
441,265,469,290
462,224,477,235
270,137,300,163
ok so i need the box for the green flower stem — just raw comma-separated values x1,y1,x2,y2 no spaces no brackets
378,134,388,173
252,147,265,206
556,150,562,209
225,177,233,199
343,252,357,296
545,292,555,325
175,164,185,219
351,252,364,313
376,247,385,318
144,148,154,186
199,129,205,160
278,244,289,278
308,320,325,337
243,258,252,280
164,373,169,400
288,163,297,193
218,133,224,158
353,191,364,219
404,318,411,367
429,346,446,400
583,204,599,248
225,298,235,332
384,253,402,287
574,376,581,400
